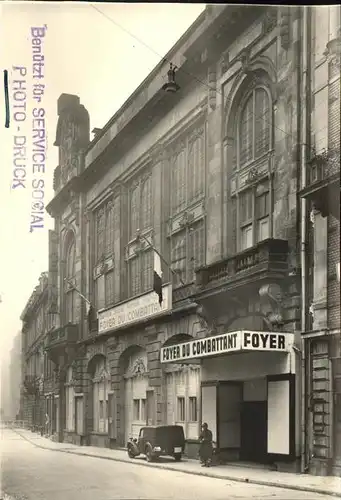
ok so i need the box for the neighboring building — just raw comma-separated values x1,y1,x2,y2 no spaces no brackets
43,4,340,476
1,361,11,421
20,273,56,431
8,332,22,420
300,7,341,476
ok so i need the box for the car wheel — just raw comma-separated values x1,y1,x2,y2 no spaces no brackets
127,446,135,459
174,453,182,462
145,444,154,462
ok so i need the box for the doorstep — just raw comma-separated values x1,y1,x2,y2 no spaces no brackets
11,428,341,498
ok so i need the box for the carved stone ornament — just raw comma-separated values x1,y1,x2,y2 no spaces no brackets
179,211,195,229
246,167,260,184
208,65,217,110
221,52,229,74
239,49,252,76
93,367,110,383
259,283,285,329
125,357,147,379
86,343,106,360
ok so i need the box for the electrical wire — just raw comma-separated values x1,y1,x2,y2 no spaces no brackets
89,3,336,159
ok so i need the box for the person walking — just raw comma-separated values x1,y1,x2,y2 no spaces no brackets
199,422,213,467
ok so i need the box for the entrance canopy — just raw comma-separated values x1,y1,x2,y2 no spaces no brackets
160,330,294,364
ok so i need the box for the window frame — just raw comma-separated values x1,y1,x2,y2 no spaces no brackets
127,172,153,298
188,396,198,423
168,123,206,287
92,358,109,434
228,82,274,253
236,85,272,171
93,198,118,310
64,234,77,324
65,366,75,432
177,396,186,422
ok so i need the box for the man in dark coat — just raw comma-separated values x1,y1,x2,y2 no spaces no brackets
199,422,213,467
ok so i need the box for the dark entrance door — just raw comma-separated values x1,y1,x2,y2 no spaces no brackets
240,401,267,463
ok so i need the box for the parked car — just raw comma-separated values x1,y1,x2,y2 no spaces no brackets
127,425,185,462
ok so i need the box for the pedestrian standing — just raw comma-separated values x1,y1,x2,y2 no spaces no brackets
199,422,213,467
45,413,50,436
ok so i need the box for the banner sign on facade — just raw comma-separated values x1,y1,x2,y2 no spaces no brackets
98,284,172,334
160,330,294,363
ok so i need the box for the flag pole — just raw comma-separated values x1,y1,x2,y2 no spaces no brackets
136,230,187,288
64,278,92,307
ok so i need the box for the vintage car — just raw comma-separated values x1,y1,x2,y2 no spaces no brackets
127,425,185,462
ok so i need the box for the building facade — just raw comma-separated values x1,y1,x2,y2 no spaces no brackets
21,273,55,431
43,5,340,475
8,332,22,421
299,6,341,476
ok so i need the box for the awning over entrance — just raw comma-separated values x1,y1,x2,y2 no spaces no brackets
160,330,294,364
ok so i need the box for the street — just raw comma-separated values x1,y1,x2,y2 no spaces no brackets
1,429,329,500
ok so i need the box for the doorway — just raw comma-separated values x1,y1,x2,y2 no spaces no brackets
240,401,267,463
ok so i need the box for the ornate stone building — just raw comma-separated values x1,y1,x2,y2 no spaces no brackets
43,5,340,474
21,273,53,431
299,6,341,477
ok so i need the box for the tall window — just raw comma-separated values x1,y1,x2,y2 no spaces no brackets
170,128,206,285
94,199,119,309
65,235,77,323
232,85,272,251
65,367,75,432
238,87,271,168
92,357,109,433
128,174,153,297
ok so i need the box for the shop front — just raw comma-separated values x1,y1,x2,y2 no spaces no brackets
161,330,297,468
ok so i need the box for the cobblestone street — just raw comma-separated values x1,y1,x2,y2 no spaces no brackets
1,429,334,500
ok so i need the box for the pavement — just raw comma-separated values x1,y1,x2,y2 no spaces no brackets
0,428,331,500
4,427,341,498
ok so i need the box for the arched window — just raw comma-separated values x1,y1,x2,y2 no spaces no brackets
230,84,273,251
65,366,75,431
92,357,110,433
65,235,77,323
238,87,271,168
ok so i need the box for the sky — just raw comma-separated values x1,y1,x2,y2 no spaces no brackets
0,2,205,367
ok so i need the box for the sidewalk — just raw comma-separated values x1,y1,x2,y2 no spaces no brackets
11,428,341,498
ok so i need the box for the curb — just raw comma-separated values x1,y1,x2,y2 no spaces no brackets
12,429,341,498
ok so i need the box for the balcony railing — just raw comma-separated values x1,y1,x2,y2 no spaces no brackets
45,323,79,350
195,238,289,293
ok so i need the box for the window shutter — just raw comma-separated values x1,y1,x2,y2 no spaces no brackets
172,150,186,214
255,88,271,158
96,210,105,260
188,135,205,203
105,203,114,256
130,185,140,239
239,96,253,166
105,271,114,307
329,79,340,176
188,220,205,280
141,176,152,230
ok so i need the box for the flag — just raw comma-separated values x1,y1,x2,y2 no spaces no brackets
153,250,163,305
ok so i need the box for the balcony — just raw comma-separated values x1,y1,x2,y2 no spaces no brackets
23,375,39,395
300,149,340,220
194,238,289,301
45,323,79,364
